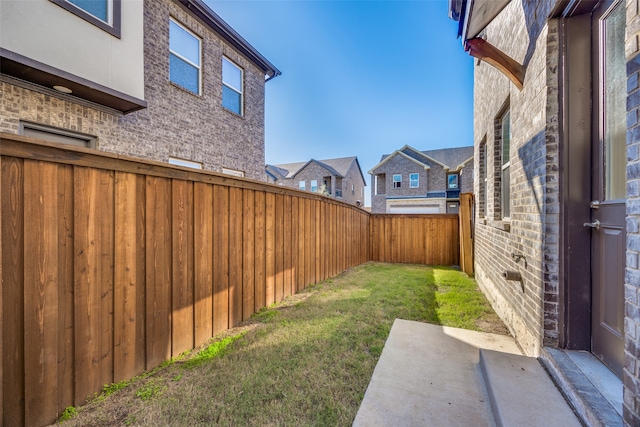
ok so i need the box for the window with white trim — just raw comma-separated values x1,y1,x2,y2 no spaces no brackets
393,174,402,188
311,180,318,192
299,180,306,191
222,168,245,177
169,157,203,169
410,173,419,188
169,18,201,94
223,57,243,115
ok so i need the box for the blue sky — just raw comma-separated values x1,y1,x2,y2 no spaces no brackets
206,0,474,206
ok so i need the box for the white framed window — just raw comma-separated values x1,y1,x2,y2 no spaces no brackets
169,18,201,94
410,173,419,188
500,110,511,219
222,168,245,177
223,57,243,115
169,157,203,169
50,0,120,37
393,174,402,188
311,180,318,192
299,180,306,190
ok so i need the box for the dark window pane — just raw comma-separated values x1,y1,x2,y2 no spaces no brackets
223,85,241,114
170,53,199,93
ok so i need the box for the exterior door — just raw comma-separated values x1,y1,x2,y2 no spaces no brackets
588,0,626,377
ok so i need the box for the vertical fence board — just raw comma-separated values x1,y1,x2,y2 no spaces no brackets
315,200,321,283
145,176,172,370
298,198,309,294
213,185,229,334
304,198,311,288
228,187,243,327
57,164,75,414
74,167,114,402
194,182,213,346
2,157,24,427
172,180,194,356
265,193,275,306
274,194,284,303
23,161,59,426
287,196,297,297
114,172,146,384
254,191,266,312
242,190,255,321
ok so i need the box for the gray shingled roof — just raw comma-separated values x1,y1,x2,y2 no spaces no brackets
378,145,473,170
420,146,474,169
270,156,360,179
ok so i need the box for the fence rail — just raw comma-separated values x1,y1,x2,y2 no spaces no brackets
0,135,369,427
1,134,462,427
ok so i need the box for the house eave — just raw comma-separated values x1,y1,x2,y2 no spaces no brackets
175,0,281,80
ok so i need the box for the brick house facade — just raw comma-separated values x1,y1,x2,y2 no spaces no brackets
0,0,279,181
369,145,473,214
266,157,366,207
450,0,640,424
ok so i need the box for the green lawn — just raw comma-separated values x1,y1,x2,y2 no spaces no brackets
60,262,507,427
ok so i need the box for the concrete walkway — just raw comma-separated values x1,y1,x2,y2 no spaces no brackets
353,319,581,426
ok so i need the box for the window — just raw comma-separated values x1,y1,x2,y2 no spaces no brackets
352,184,355,195
311,180,318,192
169,157,203,169
299,181,306,190
479,140,487,217
222,168,245,177
447,174,459,189
21,121,96,148
500,110,511,219
393,174,402,188
410,173,419,188
169,19,201,94
223,57,243,115
50,0,121,37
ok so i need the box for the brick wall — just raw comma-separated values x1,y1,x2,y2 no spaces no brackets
0,0,267,181
274,161,366,207
625,0,640,423
472,0,559,356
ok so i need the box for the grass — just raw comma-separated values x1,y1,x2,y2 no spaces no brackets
59,262,507,426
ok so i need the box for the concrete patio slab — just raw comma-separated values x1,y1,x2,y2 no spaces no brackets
353,319,521,427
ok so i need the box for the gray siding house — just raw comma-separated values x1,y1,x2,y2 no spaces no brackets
0,0,280,180
450,0,640,424
266,156,366,207
369,145,473,214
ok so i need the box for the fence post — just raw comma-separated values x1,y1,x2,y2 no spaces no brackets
459,193,474,276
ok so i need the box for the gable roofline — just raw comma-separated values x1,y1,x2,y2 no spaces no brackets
368,146,432,174
400,145,451,171
350,157,367,186
175,0,281,80
452,155,474,172
291,159,341,179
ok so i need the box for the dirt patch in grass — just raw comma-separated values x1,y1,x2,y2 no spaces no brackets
55,262,508,427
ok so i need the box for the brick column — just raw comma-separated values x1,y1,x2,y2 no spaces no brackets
625,0,640,424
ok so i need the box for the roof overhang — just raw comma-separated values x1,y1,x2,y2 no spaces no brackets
1,48,147,114
448,0,523,90
448,0,511,41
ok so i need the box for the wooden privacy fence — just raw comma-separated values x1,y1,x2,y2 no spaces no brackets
370,214,460,265
0,135,370,427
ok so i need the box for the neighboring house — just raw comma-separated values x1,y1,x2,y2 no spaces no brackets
449,0,639,423
266,156,366,207
368,145,473,214
0,0,280,180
